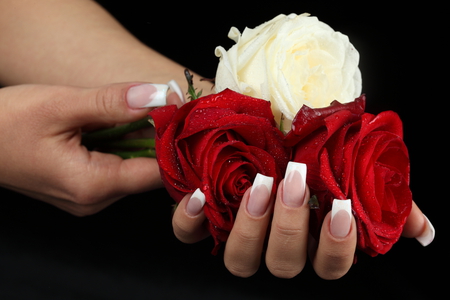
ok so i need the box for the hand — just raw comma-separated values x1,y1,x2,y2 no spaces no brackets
172,163,435,279
0,82,179,216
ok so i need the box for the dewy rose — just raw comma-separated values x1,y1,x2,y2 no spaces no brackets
149,89,289,254
285,96,412,256
215,13,362,130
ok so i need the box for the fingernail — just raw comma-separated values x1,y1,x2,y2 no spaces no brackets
186,188,205,217
127,83,168,108
330,199,352,238
283,162,307,207
416,214,435,247
247,173,273,217
167,80,185,104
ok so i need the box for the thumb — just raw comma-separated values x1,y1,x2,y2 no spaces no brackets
67,82,168,127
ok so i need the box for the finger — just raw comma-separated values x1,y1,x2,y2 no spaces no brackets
56,150,162,209
80,151,163,195
61,83,168,128
172,189,209,244
116,156,164,192
402,201,435,246
312,199,357,280
81,82,183,133
224,174,274,278
20,132,163,215
265,162,310,278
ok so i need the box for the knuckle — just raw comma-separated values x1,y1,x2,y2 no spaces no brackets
270,220,307,245
94,85,117,116
232,227,261,244
272,220,304,239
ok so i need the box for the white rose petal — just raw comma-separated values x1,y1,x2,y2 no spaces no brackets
215,13,362,130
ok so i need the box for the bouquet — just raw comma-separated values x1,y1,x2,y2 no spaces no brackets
84,13,413,257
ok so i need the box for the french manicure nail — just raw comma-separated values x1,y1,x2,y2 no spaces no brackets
330,199,352,238
247,173,273,217
167,79,185,104
416,214,435,247
283,162,307,207
186,188,205,217
127,83,168,108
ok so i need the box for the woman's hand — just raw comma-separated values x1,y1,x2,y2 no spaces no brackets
0,82,178,216
172,162,434,279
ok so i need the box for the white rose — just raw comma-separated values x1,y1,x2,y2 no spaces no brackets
214,13,362,129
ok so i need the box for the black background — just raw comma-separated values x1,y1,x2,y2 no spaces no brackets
1,1,445,299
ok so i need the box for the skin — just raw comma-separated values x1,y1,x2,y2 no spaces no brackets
173,186,430,280
0,0,433,279
0,83,174,216
0,0,211,216
0,0,210,89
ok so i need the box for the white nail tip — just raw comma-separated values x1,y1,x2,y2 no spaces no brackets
191,188,206,207
284,162,307,184
251,173,274,196
285,162,307,177
141,83,168,108
416,215,435,247
331,199,352,220
168,79,185,103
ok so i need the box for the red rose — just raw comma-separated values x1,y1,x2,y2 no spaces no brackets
285,95,412,256
150,89,289,254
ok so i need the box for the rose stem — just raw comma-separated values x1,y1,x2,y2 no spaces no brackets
81,117,152,147
92,138,155,149
111,149,156,159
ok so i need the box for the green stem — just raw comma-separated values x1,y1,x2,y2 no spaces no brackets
94,138,155,149
82,117,152,146
112,149,156,159
185,69,202,100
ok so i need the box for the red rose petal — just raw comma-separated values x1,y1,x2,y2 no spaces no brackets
150,89,289,254
287,95,412,256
